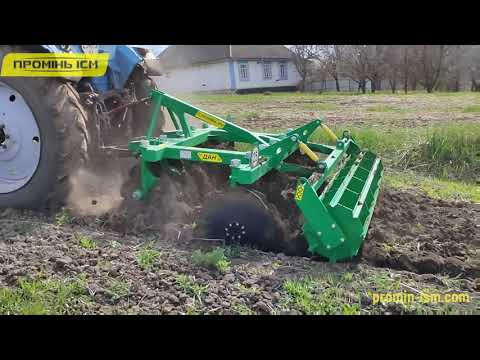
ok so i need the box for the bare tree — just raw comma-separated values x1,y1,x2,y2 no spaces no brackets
441,45,470,91
365,45,387,93
288,44,480,93
316,45,344,91
383,45,401,93
384,45,417,94
383,46,406,93
464,45,480,91
341,45,369,93
289,45,318,91
400,46,413,93
412,45,448,93
340,45,388,93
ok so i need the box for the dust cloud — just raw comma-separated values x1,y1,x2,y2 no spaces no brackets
66,159,135,217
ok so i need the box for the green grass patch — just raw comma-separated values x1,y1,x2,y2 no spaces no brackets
310,123,479,184
282,276,360,315
233,302,255,315
279,266,478,315
463,105,480,113
55,208,71,227
75,233,97,249
175,274,208,301
361,268,478,314
107,279,130,300
223,245,243,258
342,272,354,283
310,126,412,156
402,124,480,181
235,282,261,295
0,276,90,315
136,247,161,270
385,171,480,203
185,304,202,315
368,272,402,292
191,247,231,273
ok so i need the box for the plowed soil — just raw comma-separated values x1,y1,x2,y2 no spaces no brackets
1,159,479,314
1,91,479,315
44,153,480,282
364,188,479,278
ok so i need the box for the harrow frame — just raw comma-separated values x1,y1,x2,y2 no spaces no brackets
128,90,383,262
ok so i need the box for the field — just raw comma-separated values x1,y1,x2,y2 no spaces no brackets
1,91,479,315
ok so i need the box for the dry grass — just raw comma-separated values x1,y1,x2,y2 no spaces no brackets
179,91,480,131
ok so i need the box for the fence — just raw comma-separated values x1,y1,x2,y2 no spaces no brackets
306,79,393,92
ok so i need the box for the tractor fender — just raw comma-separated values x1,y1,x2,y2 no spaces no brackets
32,45,144,92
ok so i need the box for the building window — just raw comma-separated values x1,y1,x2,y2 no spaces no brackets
263,62,272,80
279,62,288,80
239,62,249,81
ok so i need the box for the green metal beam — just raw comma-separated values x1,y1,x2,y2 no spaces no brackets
151,90,267,145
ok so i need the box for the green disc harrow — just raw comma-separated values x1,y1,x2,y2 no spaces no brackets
128,90,384,262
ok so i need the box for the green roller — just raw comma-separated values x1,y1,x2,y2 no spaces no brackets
296,149,383,262
128,89,383,262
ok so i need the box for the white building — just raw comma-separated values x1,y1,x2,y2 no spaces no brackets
152,45,301,94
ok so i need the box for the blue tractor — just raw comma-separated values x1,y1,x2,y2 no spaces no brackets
0,45,164,208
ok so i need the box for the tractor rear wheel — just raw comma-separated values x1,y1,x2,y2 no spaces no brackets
0,46,90,208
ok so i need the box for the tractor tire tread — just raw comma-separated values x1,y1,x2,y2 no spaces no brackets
0,45,90,208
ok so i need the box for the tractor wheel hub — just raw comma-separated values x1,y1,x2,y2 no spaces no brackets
0,82,41,194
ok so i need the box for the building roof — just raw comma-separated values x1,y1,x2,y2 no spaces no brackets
230,45,294,59
158,45,294,69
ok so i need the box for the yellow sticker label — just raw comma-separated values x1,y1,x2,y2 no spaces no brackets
1,53,109,77
197,152,223,163
195,111,225,129
295,184,305,201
